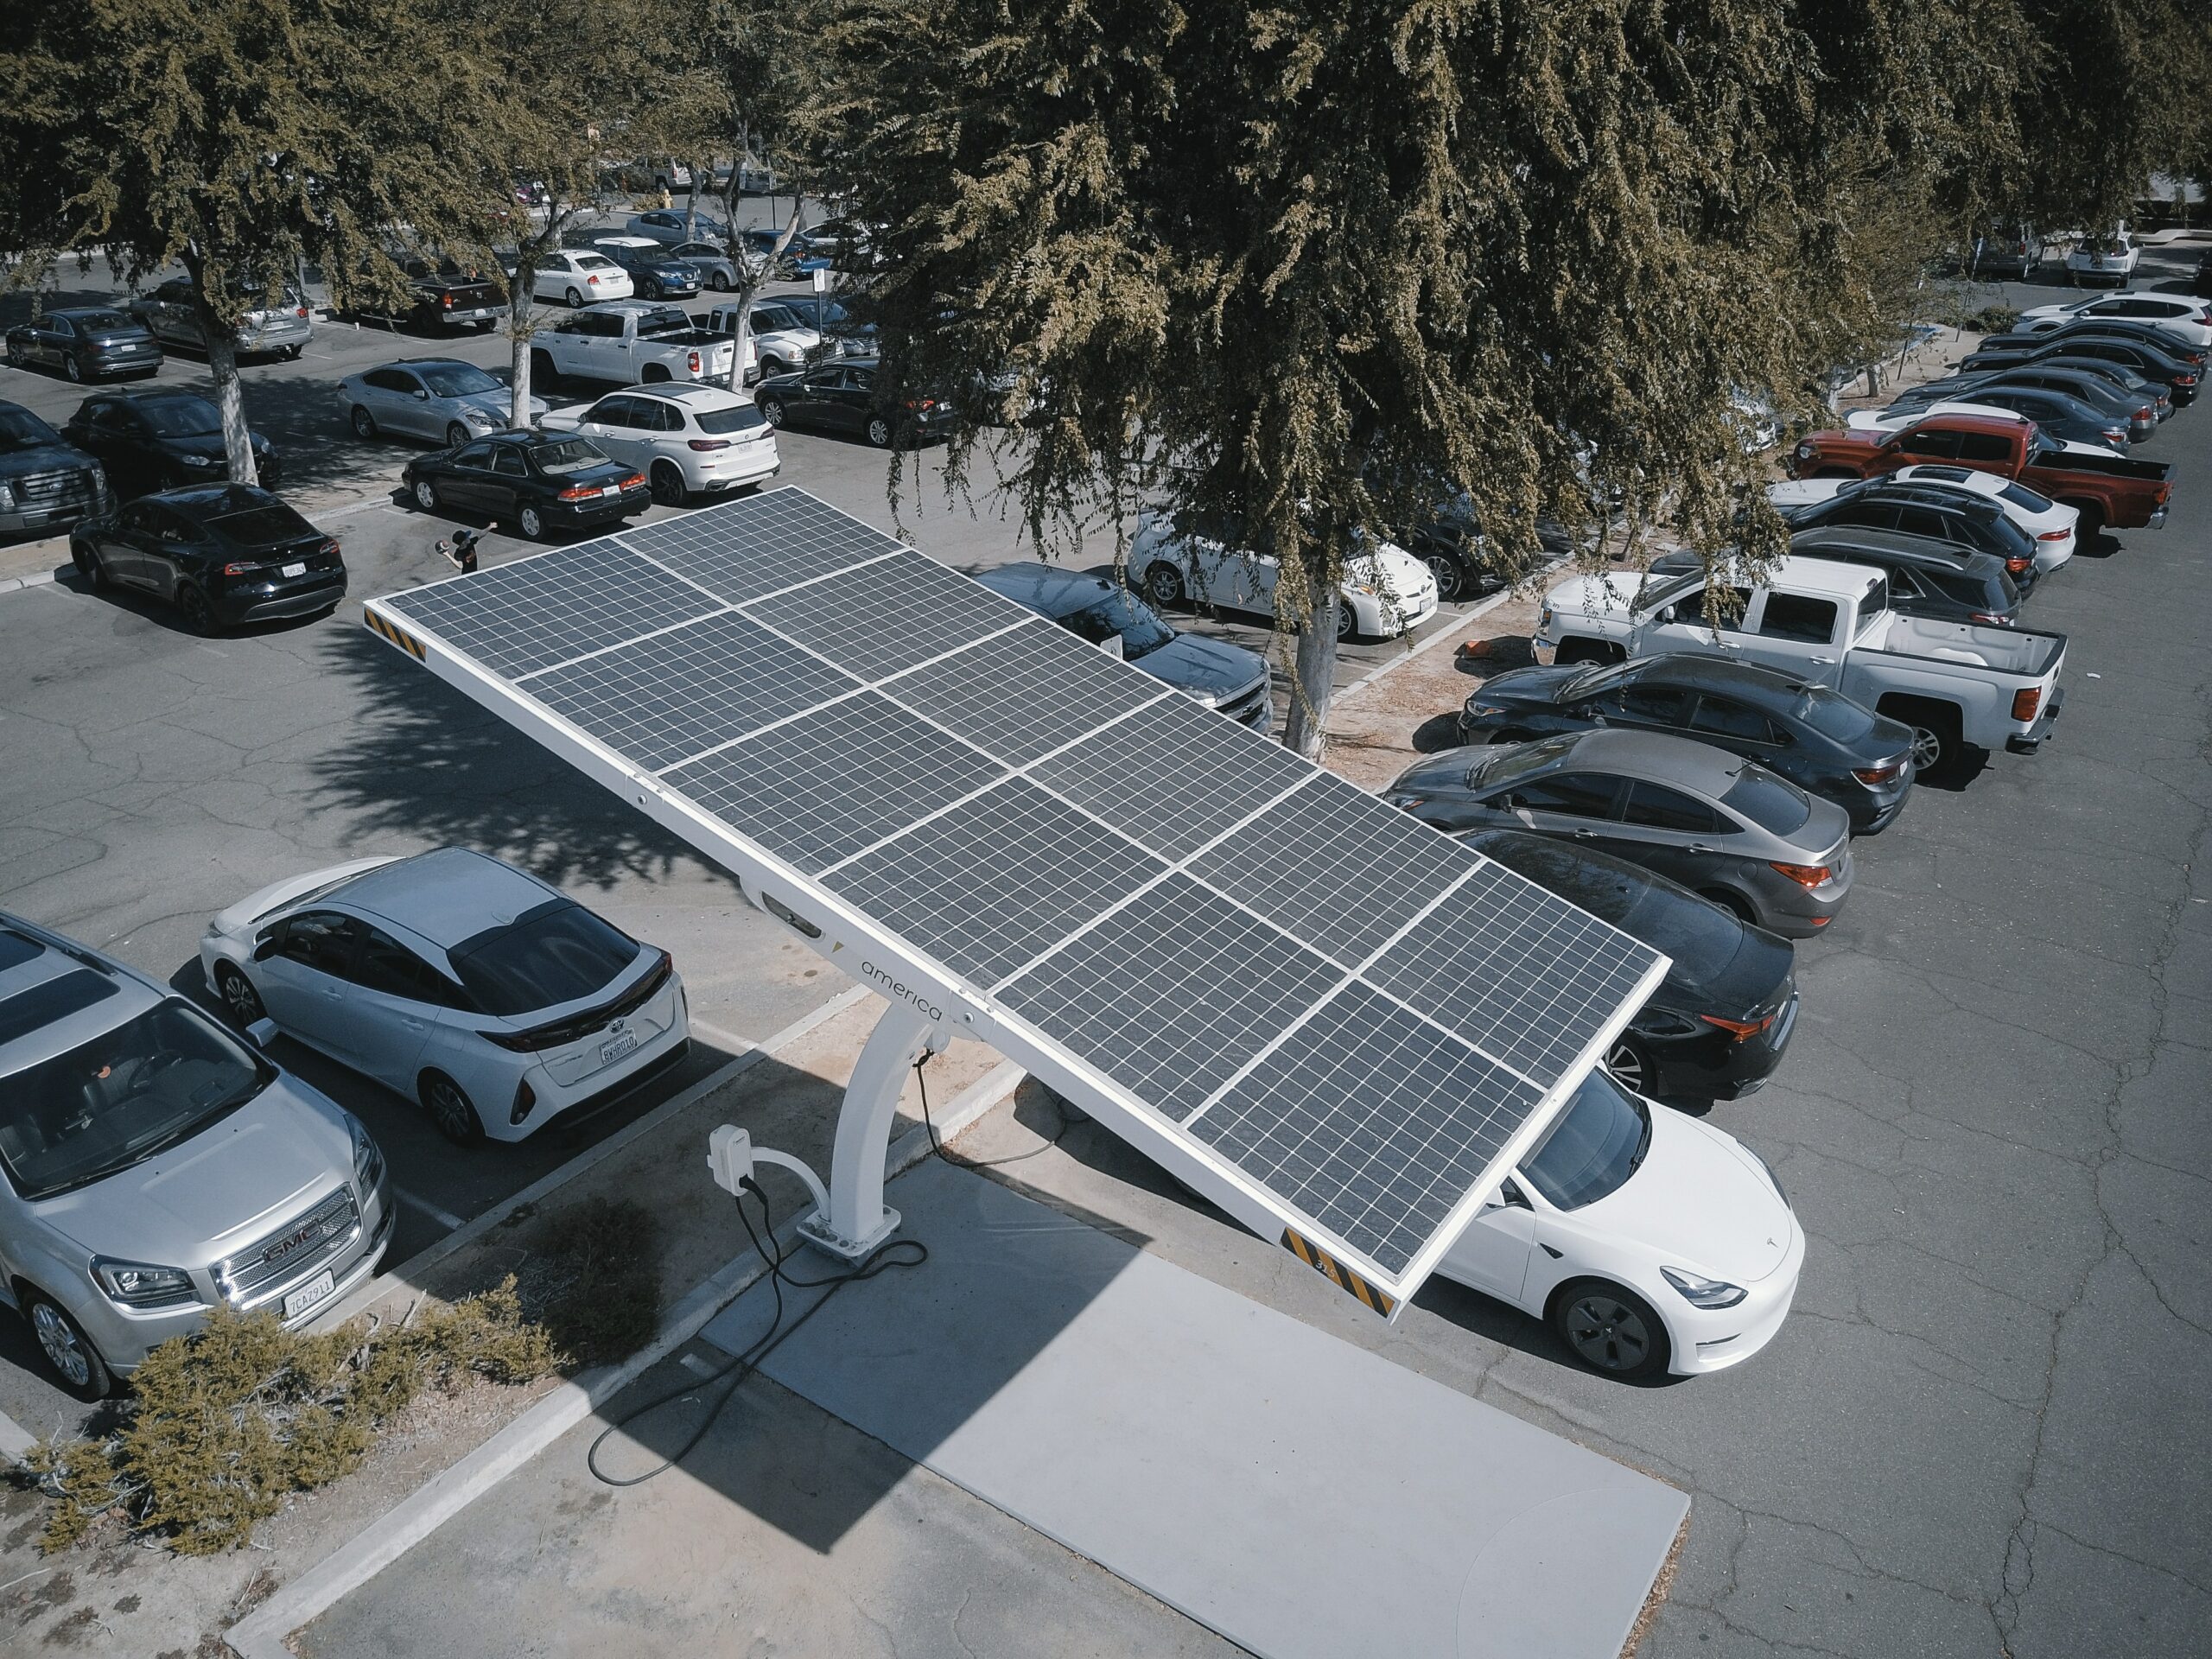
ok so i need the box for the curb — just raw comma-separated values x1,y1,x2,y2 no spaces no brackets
225,1050,1027,1659
1338,560,1561,701
0,569,56,595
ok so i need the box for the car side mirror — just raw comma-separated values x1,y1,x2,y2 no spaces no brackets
252,932,282,962
245,1016,279,1049
1498,1178,1531,1211
1653,605,1676,625
412,389,430,400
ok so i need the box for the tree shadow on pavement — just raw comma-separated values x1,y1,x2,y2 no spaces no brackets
308,625,728,893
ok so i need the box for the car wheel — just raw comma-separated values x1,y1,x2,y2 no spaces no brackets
63,353,83,383
215,962,266,1027
350,404,378,439
3,341,18,368
1553,639,1619,666
1425,553,1465,603
759,397,786,428
866,415,894,448
1334,601,1357,643
1605,1037,1654,1096
446,421,471,448
1699,887,1758,926
72,539,110,591
708,270,730,291
1142,562,1186,607
760,356,788,378
413,478,440,512
518,504,547,540
421,1071,487,1147
649,461,687,506
1551,1280,1669,1380
25,1292,115,1402
176,583,217,636
566,287,584,308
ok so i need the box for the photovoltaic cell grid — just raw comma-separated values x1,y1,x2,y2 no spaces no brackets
620,490,896,605
823,778,1169,988
1190,982,1541,1276
373,488,1667,1302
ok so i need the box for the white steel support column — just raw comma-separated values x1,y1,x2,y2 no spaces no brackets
798,999,939,1261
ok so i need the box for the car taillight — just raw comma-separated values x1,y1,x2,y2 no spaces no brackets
1770,861,1832,888
2136,405,2153,421
442,292,454,308
1968,610,2011,626
2012,686,2043,721
1853,760,1906,785
906,397,936,410
296,306,308,318
2103,426,2127,442
2177,372,2199,385
621,472,645,490
588,274,600,285
221,562,254,575
2037,529,2069,541
687,438,730,451
2005,556,2031,574
1700,1012,1776,1042
687,350,701,373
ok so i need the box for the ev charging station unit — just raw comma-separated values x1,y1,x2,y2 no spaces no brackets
363,489,1667,1319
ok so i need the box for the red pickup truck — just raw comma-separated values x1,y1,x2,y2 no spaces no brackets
1789,411,2174,539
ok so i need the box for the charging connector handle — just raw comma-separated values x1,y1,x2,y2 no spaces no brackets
708,1123,830,1219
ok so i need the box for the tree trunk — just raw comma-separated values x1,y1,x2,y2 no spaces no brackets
507,251,542,429
1281,587,1338,760
186,260,257,487
723,200,806,392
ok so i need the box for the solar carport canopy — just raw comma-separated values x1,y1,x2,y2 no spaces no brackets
366,490,1667,1316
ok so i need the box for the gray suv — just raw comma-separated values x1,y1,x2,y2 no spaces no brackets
976,562,1274,731
0,912,391,1399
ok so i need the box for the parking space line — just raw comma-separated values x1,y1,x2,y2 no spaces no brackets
391,1187,467,1231
685,1016,753,1053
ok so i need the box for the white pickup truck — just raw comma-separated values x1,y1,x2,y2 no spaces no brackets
529,301,739,387
1533,556,2066,780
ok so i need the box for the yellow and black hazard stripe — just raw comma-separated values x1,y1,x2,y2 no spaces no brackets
364,608,427,661
1281,1227,1396,1317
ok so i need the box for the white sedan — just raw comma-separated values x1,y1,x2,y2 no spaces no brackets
1768,462,2078,574
531,250,635,308
2064,231,2139,286
1128,507,1440,641
1437,1066,1803,1377
200,849,689,1146
540,384,781,506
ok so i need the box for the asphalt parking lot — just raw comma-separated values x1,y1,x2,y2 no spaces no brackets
0,225,1495,1437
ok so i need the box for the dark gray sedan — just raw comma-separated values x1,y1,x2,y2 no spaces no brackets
1385,728,1854,938
3,308,163,383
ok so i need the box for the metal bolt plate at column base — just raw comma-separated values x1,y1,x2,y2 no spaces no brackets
797,1205,901,1262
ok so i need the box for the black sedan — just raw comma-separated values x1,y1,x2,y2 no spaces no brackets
1940,384,2133,450
402,431,646,541
68,484,346,632
60,390,283,497
1772,477,2041,589
3,308,163,382
1465,830,1798,1103
1457,653,1916,833
753,356,951,448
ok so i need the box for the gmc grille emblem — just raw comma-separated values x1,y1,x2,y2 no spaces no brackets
264,1223,320,1266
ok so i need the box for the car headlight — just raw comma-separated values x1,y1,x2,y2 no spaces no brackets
464,405,499,426
1536,604,1554,631
184,453,221,468
1462,701,1510,721
349,1116,387,1195
1795,440,1815,460
1662,1267,1747,1309
92,1258,203,1310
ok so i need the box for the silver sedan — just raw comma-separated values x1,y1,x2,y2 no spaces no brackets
340,358,545,448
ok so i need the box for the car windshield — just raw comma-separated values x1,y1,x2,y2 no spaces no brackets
1561,661,1634,698
575,254,617,272
1721,766,1813,835
73,310,135,333
448,899,640,1017
139,397,223,437
419,364,502,398
1062,589,1177,659
207,503,316,545
1788,685,1877,744
531,438,607,475
1465,733,1579,789
0,406,63,450
1519,1068,1650,1211
0,997,271,1202
695,404,767,435
636,307,692,338
1997,480,2055,512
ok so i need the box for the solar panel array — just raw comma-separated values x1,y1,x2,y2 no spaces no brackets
372,489,1662,1294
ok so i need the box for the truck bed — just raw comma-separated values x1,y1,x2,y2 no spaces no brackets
2050,448,2175,485
1859,613,2066,679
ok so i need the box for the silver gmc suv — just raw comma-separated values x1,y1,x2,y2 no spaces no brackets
0,911,391,1399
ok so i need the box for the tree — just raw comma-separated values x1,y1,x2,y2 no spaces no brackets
0,0,499,485
821,0,2008,755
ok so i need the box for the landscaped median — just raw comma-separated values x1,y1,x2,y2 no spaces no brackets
0,987,1016,1656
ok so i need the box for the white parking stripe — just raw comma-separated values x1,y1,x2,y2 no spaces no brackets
391,1187,467,1231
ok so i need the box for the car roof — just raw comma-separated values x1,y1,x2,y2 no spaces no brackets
328,848,560,951
974,561,1116,616
1825,479,2002,517
1622,652,1816,702
648,384,752,409
149,483,287,513
1758,554,1886,598
1789,526,1979,564
0,912,164,1073
1891,463,2005,495
594,236,659,249
95,386,212,408
1547,728,1745,793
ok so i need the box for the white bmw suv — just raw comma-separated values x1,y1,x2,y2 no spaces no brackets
201,849,690,1146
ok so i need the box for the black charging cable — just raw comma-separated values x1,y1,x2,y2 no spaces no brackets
585,1173,926,1488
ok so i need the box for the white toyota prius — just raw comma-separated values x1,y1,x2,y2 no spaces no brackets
200,849,689,1145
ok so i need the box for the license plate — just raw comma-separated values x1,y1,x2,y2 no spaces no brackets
281,561,306,576
600,1030,639,1066
282,1268,335,1319
601,483,620,498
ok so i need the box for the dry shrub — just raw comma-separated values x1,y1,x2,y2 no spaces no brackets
1966,303,2020,335
27,1278,554,1556
517,1196,663,1367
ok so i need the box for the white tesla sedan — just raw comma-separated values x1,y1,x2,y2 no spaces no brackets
1437,1066,1802,1378
200,849,689,1146
1128,506,1440,641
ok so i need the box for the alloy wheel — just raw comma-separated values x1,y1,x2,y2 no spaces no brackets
1426,554,1464,602
177,585,215,635
650,464,686,507
446,422,471,448
1910,725,1942,772
351,405,377,439
32,1302,92,1389
64,354,83,383
218,964,265,1027
518,505,546,540
424,1076,486,1146
1605,1039,1648,1094
866,416,894,448
1144,563,1185,607
1561,1291,1656,1374
414,479,439,511
760,398,785,428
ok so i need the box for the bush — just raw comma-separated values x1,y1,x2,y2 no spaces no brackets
516,1196,664,1368
25,1278,555,1556
1966,304,2019,335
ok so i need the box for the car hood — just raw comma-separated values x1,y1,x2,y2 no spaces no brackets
1542,570,1652,622
162,429,272,461
1466,664,1587,706
1133,632,1267,701
0,437,101,479
210,856,401,939
1345,540,1432,604
456,389,543,422
1580,1107,1796,1283
34,1078,354,1268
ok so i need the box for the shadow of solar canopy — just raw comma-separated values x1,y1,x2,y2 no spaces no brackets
366,489,1667,1316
